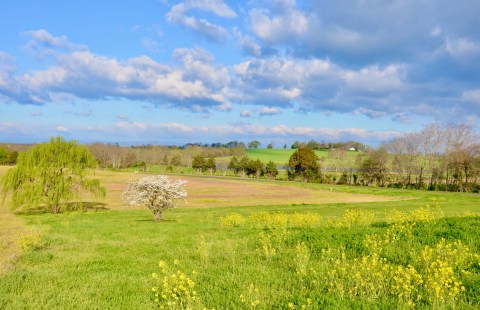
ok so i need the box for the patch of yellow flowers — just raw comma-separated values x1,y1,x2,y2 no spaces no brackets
316,219,480,309
239,283,261,309
17,225,50,251
385,206,444,224
220,212,320,229
151,259,199,309
258,228,290,258
209,207,479,308
327,209,376,229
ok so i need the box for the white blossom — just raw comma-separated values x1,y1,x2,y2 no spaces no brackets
122,175,187,221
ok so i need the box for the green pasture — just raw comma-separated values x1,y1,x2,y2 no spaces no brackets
0,167,479,309
215,148,358,166
245,148,330,165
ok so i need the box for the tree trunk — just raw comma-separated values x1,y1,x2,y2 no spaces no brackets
52,203,60,214
153,210,162,222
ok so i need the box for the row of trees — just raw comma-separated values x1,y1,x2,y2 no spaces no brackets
0,145,19,165
282,124,480,192
228,156,278,179
192,155,216,174
380,123,479,191
291,140,366,151
87,143,246,169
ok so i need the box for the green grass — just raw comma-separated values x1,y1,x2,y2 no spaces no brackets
0,168,479,309
0,166,27,276
244,148,331,165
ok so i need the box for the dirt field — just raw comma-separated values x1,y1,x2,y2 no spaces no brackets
97,170,401,209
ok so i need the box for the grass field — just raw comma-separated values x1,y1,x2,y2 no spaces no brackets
215,148,358,167
245,148,330,165
0,167,479,309
0,166,27,276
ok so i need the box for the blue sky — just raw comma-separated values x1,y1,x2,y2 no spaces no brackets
1,0,479,146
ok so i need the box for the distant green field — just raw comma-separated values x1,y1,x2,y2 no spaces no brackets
244,148,363,166
245,148,329,165
216,148,360,168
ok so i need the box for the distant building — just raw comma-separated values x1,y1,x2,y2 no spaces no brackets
348,147,356,151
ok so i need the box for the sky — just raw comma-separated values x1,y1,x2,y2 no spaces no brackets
1,0,479,147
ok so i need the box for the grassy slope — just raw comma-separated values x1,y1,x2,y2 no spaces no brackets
0,166,27,276
0,169,479,309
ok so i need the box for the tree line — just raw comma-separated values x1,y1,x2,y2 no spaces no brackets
381,123,479,191
316,123,480,192
0,145,19,165
87,143,246,170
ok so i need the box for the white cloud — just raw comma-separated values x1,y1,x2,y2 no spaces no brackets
259,106,281,116
2,31,230,111
105,121,402,142
233,29,262,57
55,125,69,132
240,110,252,117
242,0,480,68
166,0,236,42
431,26,442,37
233,56,408,117
168,0,236,19
141,37,160,52
342,65,406,92
25,29,69,47
215,102,232,111
22,29,87,56
444,37,480,58
462,89,480,104
249,5,309,44
174,47,230,89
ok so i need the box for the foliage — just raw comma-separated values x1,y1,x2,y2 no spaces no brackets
1,137,105,213
264,160,278,179
228,156,264,177
360,147,389,186
228,156,240,175
248,140,261,149
205,157,216,174
191,154,206,172
384,123,480,191
287,147,321,181
0,146,8,165
7,151,19,165
0,147,18,165
122,175,187,221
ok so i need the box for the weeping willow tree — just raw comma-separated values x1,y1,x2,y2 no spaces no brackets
1,137,105,213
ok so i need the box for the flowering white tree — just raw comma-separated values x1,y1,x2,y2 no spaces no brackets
122,175,187,221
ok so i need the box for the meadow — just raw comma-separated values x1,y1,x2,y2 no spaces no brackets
0,166,479,309
212,149,334,167
244,149,329,165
